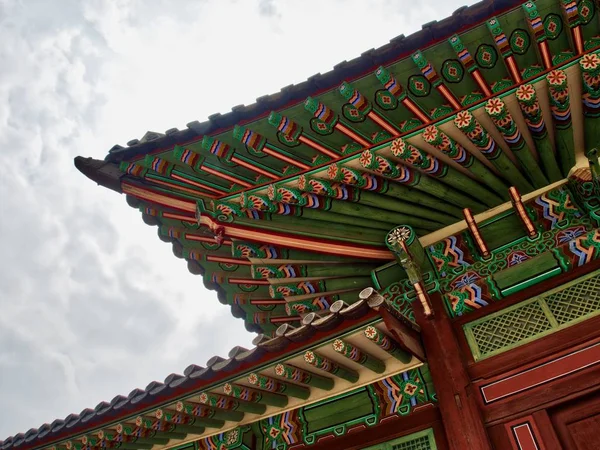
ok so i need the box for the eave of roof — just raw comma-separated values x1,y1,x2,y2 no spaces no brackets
5,297,410,450
103,0,524,165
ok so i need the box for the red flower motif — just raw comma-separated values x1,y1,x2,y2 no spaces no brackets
516,84,536,101
199,393,208,403
333,339,345,352
547,69,567,86
422,125,438,143
390,138,406,156
275,364,285,376
580,53,600,71
247,373,258,385
364,326,377,339
454,110,473,129
223,383,233,395
485,97,504,116
359,150,373,167
304,351,315,364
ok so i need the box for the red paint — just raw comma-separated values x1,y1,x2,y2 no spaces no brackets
230,155,279,180
335,123,370,147
185,234,232,246
200,164,253,188
539,41,552,70
298,135,340,159
250,299,286,305
263,146,310,170
206,256,251,265
401,98,430,124
472,70,492,97
480,343,600,403
149,177,219,198
170,172,228,194
227,278,271,285
506,55,523,83
573,26,584,54
367,111,400,136
199,214,394,260
437,84,461,110
512,424,540,450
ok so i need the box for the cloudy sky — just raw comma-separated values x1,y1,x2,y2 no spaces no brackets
0,0,476,439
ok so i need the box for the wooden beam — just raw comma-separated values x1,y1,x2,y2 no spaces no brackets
223,383,288,408
175,401,244,422
411,292,493,449
273,363,334,391
331,338,386,373
246,372,310,399
363,325,412,363
198,392,266,415
303,350,359,382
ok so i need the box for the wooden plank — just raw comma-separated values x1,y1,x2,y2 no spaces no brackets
480,343,600,423
411,292,493,449
480,342,600,404
548,390,600,450
531,410,562,450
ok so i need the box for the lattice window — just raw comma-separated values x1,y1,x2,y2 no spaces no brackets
464,271,600,360
391,435,433,450
361,429,437,450
545,276,600,324
469,302,553,357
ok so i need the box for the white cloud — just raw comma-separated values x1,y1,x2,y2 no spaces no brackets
0,0,476,439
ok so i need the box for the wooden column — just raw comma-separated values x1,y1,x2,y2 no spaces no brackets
411,291,493,450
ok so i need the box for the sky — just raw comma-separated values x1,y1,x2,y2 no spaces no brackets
0,0,477,439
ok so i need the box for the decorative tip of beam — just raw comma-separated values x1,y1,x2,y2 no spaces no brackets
332,338,386,373
268,111,302,141
463,208,490,258
359,287,386,309
304,97,336,125
508,186,538,238
580,52,600,74
303,350,359,383
201,136,232,159
547,69,568,88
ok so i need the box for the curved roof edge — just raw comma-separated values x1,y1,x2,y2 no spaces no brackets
104,0,524,164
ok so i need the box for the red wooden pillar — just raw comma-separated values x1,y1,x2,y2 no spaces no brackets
411,291,493,450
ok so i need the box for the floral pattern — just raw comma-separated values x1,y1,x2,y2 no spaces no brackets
547,69,567,86
516,84,536,101
485,97,504,116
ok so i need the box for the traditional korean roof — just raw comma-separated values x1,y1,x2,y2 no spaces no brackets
6,0,600,447
2,292,425,450
74,0,600,336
